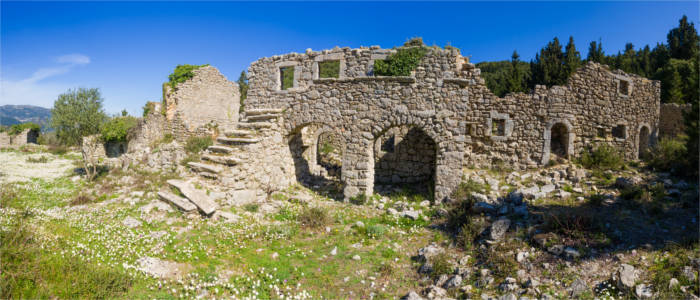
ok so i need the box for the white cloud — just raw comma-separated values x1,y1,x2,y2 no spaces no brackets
56,54,90,65
0,54,90,107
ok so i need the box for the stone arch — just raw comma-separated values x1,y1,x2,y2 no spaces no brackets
541,119,575,165
637,123,651,159
287,122,345,198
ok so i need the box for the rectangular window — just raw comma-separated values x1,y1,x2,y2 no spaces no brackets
612,124,626,139
318,60,340,78
597,127,606,138
280,66,295,90
619,80,630,96
492,119,506,136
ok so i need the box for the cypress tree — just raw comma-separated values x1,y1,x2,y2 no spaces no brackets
564,36,582,77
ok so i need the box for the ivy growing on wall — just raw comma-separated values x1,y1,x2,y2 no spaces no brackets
167,64,209,90
374,46,428,76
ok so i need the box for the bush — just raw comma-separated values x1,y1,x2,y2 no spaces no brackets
185,136,213,153
450,180,486,203
577,144,624,170
646,138,687,173
280,66,294,90
142,101,157,117
168,64,209,90
243,203,259,213
7,122,40,135
297,207,331,229
364,224,387,238
100,116,138,143
374,46,428,76
318,61,340,79
349,194,367,205
430,253,454,279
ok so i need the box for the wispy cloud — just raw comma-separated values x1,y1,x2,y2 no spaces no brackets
1,53,90,107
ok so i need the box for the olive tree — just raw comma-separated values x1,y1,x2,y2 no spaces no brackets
50,88,107,146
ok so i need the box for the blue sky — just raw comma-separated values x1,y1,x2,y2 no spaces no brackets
1,1,698,115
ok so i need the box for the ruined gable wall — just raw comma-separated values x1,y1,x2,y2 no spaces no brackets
163,66,240,140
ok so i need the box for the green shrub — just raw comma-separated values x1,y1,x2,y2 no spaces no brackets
185,136,213,153
646,138,687,173
243,203,259,213
100,116,137,143
297,207,331,229
318,60,340,78
403,37,424,47
430,253,454,279
320,142,334,154
142,101,158,117
577,144,624,170
374,46,428,76
450,180,486,203
7,122,40,135
365,224,387,238
167,64,209,90
349,194,367,205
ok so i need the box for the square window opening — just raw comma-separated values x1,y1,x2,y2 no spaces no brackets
597,127,606,138
318,60,340,79
612,125,626,139
492,119,506,136
280,66,295,90
619,80,630,96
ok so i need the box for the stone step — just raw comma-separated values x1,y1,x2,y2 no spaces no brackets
238,122,273,129
245,108,284,116
167,180,218,216
198,172,218,180
201,154,242,165
157,191,197,212
224,129,255,137
217,137,261,144
187,162,223,174
207,145,235,154
245,114,281,121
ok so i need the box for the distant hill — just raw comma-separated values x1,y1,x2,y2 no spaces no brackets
0,105,52,128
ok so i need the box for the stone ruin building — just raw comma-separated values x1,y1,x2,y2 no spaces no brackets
84,45,667,205
0,128,39,148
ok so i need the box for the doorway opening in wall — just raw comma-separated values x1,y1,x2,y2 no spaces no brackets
288,124,344,200
550,123,569,160
373,125,436,203
638,126,650,159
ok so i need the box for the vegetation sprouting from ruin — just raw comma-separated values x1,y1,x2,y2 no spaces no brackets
167,64,210,90
1,122,41,135
100,116,138,143
280,66,294,90
374,38,428,76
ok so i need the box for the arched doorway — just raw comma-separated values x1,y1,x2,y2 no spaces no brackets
638,126,650,159
288,124,344,199
550,123,569,159
373,126,436,199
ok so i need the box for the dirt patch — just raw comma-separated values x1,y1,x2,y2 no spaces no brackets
0,151,77,183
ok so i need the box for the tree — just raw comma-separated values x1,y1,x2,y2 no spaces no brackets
587,40,605,63
530,37,566,88
506,50,525,93
564,36,582,77
667,15,700,60
684,55,699,177
120,109,128,117
50,88,107,146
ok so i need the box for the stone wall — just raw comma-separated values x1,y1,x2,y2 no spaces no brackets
243,46,660,202
0,128,39,148
163,66,240,139
659,103,691,138
374,126,436,185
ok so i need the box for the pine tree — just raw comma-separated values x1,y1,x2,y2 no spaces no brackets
667,15,700,60
587,40,605,63
564,36,582,77
506,50,525,93
529,37,566,87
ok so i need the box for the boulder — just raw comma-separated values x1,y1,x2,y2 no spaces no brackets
615,264,637,290
569,277,588,297
489,218,511,241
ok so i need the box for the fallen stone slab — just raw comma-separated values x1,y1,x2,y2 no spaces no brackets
135,256,188,279
158,191,197,212
201,154,242,165
187,162,223,174
167,180,218,215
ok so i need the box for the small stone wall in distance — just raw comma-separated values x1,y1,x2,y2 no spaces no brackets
659,103,691,138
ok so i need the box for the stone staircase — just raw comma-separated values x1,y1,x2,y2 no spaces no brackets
185,108,284,181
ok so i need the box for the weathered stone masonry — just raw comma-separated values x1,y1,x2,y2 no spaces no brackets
244,46,660,202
